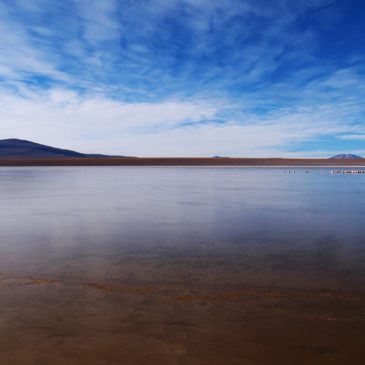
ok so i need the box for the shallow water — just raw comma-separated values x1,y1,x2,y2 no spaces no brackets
0,167,364,364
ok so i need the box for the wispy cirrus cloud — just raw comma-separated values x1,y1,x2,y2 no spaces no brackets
0,80,363,157
0,0,364,156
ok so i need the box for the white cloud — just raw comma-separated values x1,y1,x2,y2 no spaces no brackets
0,0,364,157
76,0,120,45
0,4,68,81
0,89,218,153
339,134,365,141
0,87,362,157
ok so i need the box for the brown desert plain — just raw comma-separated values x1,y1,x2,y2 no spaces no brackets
1,156,365,166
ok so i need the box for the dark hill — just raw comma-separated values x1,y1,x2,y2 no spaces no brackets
0,139,116,158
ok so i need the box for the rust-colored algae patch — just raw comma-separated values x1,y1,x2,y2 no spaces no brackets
79,282,157,295
120,287,157,295
0,274,158,296
22,278,62,286
80,282,114,292
0,274,364,309
1,275,267,302
0,276,62,289
171,289,284,302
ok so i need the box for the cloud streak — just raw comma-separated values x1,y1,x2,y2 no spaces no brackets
0,0,364,156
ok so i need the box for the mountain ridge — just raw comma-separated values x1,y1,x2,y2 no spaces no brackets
330,154,363,160
1,139,364,161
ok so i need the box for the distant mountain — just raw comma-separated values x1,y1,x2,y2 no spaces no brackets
0,139,118,158
330,154,363,159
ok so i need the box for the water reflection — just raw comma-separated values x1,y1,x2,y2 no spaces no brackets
0,167,364,289
0,167,364,364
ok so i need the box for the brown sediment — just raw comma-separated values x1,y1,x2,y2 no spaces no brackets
79,282,157,295
80,282,115,292
296,345,336,354
1,274,364,364
0,277,62,288
0,274,363,306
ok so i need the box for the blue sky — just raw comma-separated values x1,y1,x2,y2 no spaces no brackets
0,0,364,156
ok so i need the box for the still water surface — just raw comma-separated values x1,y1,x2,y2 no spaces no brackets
0,167,364,364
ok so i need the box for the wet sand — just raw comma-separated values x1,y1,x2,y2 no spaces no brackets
0,270,363,364
1,238,364,365
0,167,364,364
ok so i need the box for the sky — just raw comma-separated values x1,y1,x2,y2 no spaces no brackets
0,0,364,157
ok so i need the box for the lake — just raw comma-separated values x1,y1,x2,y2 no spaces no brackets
0,167,364,364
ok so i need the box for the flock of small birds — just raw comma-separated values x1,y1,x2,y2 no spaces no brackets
330,170,365,174
283,170,307,173
283,169,365,175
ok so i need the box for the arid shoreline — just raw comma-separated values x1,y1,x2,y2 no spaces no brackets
1,157,365,166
